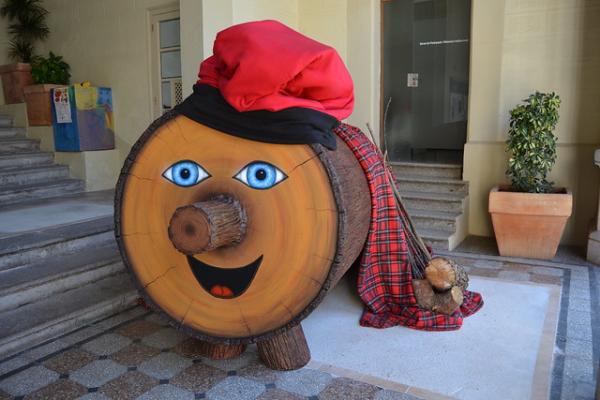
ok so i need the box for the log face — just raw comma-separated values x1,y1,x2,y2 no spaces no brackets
117,115,339,340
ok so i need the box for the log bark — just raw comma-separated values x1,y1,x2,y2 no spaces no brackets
424,257,469,291
257,324,310,370
194,340,247,360
413,279,464,315
168,195,246,255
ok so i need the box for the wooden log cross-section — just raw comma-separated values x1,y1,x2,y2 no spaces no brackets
114,113,371,370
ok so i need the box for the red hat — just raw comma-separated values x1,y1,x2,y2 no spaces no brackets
199,20,354,120
176,20,354,150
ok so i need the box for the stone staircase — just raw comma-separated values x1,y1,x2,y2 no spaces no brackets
0,113,136,358
392,162,469,251
0,115,84,206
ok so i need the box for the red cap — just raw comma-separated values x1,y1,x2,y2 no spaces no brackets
197,20,354,121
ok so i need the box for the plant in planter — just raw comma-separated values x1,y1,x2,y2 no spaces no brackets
24,51,70,125
0,0,49,103
489,91,572,260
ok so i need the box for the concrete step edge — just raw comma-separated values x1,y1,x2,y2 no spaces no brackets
0,260,123,312
400,190,466,202
0,178,84,196
390,161,462,169
0,215,114,257
407,208,461,221
395,176,468,185
0,164,68,176
0,289,138,359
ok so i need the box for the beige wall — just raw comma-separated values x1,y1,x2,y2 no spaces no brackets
465,0,600,245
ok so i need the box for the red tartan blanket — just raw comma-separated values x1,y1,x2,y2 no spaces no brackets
333,123,484,331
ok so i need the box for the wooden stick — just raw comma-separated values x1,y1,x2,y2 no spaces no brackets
257,324,310,370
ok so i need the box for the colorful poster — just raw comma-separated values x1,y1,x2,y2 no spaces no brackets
53,87,72,123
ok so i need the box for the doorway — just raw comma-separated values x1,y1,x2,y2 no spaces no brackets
381,0,471,164
150,7,182,119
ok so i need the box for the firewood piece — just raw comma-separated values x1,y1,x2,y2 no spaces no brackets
168,195,247,255
424,257,469,291
194,340,247,360
257,324,310,370
412,279,464,315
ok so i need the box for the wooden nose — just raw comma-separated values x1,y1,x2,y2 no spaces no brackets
168,195,247,255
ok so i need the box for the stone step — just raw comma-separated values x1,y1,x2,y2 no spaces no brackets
0,115,12,127
400,191,465,213
0,138,40,154
0,215,114,270
0,272,137,358
391,162,462,180
0,165,70,187
0,179,85,207
0,242,122,312
407,209,460,233
395,176,468,194
0,152,54,170
417,227,453,250
0,127,24,139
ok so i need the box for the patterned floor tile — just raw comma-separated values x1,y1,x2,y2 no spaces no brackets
202,350,259,372
498,270,530,281
0,365,59,397
100,371,158,400
206,376,265,400
375,390,423,400
142,328,187,350
82,333,132,356
77,393,111,400
170,363,227,393
238,358,282,384
136,384,194,400
256,388,304,400
317,377,380,400
24,378,87,400
115,320,162,339
275,369,332,397
70,359,127,388
144,313,171,327
109,343,160,367
43,349,96,375
138,352,192,380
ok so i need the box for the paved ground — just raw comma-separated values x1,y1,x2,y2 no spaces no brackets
0,238,597,399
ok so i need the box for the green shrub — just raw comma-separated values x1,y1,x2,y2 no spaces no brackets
506,91,561,193
31,52,70,84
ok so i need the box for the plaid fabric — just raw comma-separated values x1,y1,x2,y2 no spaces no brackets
333,123,484,331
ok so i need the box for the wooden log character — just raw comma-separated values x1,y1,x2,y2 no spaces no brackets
114,114,371,370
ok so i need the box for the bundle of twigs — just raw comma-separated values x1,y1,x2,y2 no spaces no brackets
365,122,432,279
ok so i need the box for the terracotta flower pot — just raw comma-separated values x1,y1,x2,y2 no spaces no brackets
489,185,572,260
23,84,64,126
0,63,33,104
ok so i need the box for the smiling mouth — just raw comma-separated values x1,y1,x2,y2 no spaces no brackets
186,255,263,299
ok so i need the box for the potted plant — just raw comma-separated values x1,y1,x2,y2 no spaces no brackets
23,52,70,125
0,0,49,104
489,91,572,260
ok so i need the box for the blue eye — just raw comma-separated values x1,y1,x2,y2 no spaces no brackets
163,160,210,187
234,161,287,190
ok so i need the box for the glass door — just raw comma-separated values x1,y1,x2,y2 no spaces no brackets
382,0,471,163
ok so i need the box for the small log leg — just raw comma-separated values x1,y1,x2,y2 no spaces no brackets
195,340,247,360
257,324,311,370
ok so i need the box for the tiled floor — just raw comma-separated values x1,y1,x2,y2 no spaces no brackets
0,308,421,400
0,237,597,400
